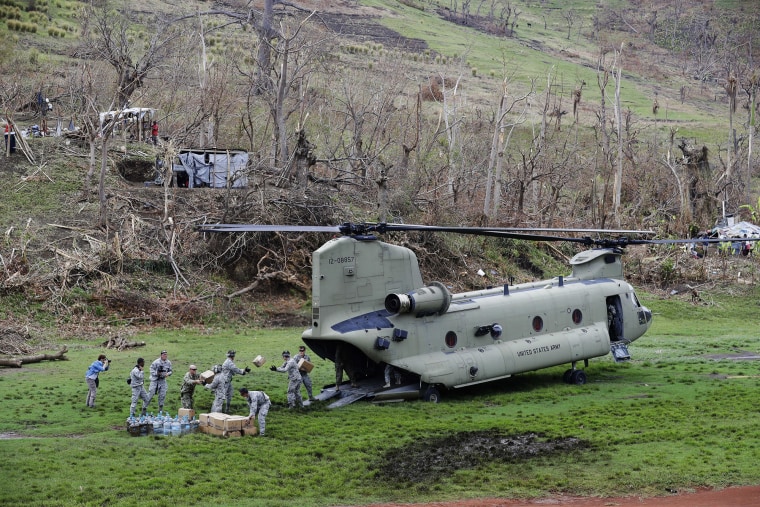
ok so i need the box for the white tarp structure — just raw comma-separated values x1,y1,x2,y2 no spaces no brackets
712,220,760,239
99,107,155,139
172,149,248,188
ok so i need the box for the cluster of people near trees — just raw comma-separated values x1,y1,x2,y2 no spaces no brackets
687,230,757,259
85,345,318,437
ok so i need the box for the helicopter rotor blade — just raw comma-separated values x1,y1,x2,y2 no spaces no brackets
195,222,662,248
197,224,342,234
197,221,760,249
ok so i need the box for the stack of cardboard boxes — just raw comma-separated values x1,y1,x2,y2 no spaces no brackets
198,412,257,437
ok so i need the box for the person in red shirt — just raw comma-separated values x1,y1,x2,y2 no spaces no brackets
151,121,158,145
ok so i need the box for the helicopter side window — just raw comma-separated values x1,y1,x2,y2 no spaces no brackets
532,316,543,332
445,331,457,348
572,309,582,325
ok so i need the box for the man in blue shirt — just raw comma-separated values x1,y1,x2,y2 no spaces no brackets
85,354,110,408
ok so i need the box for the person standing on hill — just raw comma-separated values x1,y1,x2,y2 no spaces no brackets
180,365,203,410
334,343,357,391
270,350,303,409
150,120,159,145
221,350,250,413
204,365,226,413
85,354,110,408
146,350,172,413
129,357,150,417
294,345,315,401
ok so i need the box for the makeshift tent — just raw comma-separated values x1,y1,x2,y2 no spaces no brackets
712,220,760,238
172,149,248,188
99,108,155,140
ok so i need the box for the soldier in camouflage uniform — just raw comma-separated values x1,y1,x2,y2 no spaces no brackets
204,365,226,413
180,365,203,409
270,350,303,409
239,387,271,436
221,350,250,413
294,346,315,401
129,357,150,417
146,350,173,413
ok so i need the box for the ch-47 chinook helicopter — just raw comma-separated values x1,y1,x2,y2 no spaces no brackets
198,222,664,407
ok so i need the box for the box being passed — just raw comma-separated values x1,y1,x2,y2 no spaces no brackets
200,370,215,384
253,355,266,367
297,358,314,373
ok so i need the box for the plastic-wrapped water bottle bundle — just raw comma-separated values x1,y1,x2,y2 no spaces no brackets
126,411,200,436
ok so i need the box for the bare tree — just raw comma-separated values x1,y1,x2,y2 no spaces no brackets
612,44,624,219
724,73,738,180
483,77,531,220
563,9,577,40
76,1,183,228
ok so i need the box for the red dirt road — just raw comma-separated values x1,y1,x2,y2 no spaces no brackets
361,485,760,507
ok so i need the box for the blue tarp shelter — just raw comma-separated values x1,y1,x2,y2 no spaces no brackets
172,149,248,188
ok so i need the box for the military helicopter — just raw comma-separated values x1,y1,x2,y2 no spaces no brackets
196,222,688,407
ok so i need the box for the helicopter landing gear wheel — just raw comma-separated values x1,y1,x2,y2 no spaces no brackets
570,370,587,385
562,369,574,383
422,385,441,403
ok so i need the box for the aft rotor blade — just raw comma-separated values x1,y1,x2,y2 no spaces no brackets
378,223,655,236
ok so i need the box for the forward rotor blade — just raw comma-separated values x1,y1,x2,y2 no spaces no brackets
197,224,342,233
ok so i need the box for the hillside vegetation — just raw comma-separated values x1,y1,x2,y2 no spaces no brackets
0,0,759,336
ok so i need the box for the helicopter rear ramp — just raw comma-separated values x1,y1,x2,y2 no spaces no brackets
315,380,420,408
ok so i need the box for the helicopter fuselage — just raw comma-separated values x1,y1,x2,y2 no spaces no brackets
302,236,652,396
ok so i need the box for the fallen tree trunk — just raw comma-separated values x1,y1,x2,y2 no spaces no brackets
102,336,146,351
0,346,68,367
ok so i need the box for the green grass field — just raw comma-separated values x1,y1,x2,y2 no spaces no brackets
2,290,760,506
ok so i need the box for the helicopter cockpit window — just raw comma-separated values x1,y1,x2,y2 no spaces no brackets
532,316,543,332
445,331,458,348
572,309,582,325
631,292,641,307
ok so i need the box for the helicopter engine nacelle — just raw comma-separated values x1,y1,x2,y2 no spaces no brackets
384,281,452,317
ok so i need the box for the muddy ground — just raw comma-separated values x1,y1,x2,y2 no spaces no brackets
375,431,586,483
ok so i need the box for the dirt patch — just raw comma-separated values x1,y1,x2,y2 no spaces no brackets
0,432,25,439
704,350,760,360
319,12,428,52
375,431,586,483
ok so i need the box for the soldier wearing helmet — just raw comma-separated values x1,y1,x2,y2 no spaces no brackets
221,350,250,413
204,364,226,412
270,350,303,409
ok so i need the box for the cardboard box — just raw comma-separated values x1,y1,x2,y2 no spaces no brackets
178,408,195,420
200,370,215,384
202,426,229,437
223,415,248,432
242,425,258,436
198,413,213,427
298,358,314,373
253,355,266,367
209,412,229,430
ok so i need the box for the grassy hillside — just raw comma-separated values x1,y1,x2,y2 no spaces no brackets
0,0,758,328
